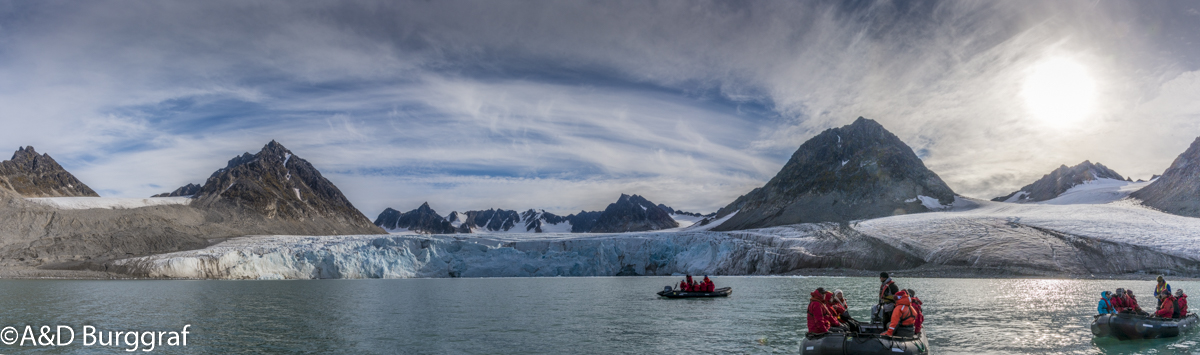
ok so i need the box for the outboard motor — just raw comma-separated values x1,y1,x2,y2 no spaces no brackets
664,286,673,293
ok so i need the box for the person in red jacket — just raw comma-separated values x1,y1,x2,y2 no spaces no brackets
684,275,695,291
702,276,714,292
807,288,835,334
906,289,925,335
1155,292,1180,319
883,290,917,337
1127,290,1147,315
1177,289,1189,317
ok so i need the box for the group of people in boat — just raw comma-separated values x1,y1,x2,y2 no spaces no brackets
806,272,924,338
676,274,716,292
1097,275,1189,319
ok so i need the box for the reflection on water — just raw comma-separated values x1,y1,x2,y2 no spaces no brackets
0,277,1195,354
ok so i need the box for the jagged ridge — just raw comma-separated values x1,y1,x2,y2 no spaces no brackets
992,161,1125,203
0,146,99,197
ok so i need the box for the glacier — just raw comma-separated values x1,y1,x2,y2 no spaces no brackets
114,223,920,279
115,182,1200,279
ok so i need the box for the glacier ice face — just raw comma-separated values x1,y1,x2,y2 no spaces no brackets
115,193,1200,279
114,224,920,279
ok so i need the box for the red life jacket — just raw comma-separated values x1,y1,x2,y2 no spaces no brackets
880,279,897,303
1155,295,1179,318
884,293,916,336
911,296,925,334
1179,294,1188,316
807,290,833,334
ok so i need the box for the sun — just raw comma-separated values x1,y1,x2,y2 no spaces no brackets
1021,58,1096,127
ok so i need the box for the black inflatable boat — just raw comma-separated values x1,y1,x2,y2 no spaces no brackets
801,323,929,355
657,287,732,298
1091,312,1198,340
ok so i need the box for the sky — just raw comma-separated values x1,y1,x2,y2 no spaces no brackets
2,0,1200,217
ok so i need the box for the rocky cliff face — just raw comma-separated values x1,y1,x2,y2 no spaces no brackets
152,183,202,197
519,209,570,233
452,209,523,232
190,141,383,235
0,146,99,197
1132,137,1200,217
992,161,1125,202
374,203,457,234
588,194,679,233
712,117,955,231
371,195,686,234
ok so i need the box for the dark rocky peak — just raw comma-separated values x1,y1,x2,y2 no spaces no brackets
1132,137,1200,217
521,209,569,233
566,210,602,233
152,183,202,197
0,145,100,197
712,117,956,231
588,194,679,233
456,208,521,232
373,202,456,234
992,160,1126,203
191,141,381,233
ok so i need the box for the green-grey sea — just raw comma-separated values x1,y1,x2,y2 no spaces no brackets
0,277,1196,354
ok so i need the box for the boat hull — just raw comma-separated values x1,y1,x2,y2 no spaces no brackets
657,287,732,298
801,328,928,355
1091,313,1198,340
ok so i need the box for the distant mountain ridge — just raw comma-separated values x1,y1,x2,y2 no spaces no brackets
152,183,202,197
711,117,955,231
374,194,690,234
992,161,1125,203
0,146,99,197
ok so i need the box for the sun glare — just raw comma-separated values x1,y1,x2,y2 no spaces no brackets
1021,58,1096,127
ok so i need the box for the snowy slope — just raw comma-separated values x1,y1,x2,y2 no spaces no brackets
25,197,192,210
1036,178,1150,205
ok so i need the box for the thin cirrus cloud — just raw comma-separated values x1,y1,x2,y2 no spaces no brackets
1,1,1200,217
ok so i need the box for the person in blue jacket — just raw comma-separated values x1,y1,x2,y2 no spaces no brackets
1098,291,1116,314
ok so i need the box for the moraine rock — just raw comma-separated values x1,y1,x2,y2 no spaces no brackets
0,146,100,197
992,161,1125,203
190,140,383,234
712,117,955,231
588,194,679,233
374,202,456,234
152,183,202,197
1132,137,1200,217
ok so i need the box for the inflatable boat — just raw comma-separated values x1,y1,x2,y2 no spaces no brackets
801,323,929,355
657,286,732,298
1091,312,1198,340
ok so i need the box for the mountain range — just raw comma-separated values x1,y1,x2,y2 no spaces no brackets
374,194,688,234
8,116,1200,278
0,141,382,272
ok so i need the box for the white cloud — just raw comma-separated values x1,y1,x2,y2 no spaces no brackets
3,0,1200,213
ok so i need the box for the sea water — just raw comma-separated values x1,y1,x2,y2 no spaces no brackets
0,277,1195,354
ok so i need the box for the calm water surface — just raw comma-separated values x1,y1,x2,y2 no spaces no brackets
0,277,1196,354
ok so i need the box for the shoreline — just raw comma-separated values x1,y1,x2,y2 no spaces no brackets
2,265,1196,281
